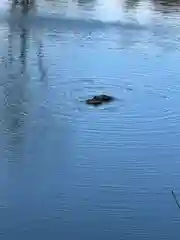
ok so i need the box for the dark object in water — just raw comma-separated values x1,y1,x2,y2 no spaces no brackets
86,94,114,105
13,0,34,6
172,190,180,209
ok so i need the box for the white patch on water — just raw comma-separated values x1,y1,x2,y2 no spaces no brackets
93,0,126,22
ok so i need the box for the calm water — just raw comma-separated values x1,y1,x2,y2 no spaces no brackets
1,0,180,239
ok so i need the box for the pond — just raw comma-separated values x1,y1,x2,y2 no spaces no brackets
1,0,180,239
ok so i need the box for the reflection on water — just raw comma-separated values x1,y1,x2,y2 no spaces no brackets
32,0,180,21
1,0,180,239
1,0,180,17
4,22,28,158
3,1,48,160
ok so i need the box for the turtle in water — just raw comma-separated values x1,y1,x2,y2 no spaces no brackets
86,94,114,105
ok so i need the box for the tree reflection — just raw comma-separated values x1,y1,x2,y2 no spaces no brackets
5,1,46,154
37,40,47,81
152,0,180,13
3,1,36,155
73,0,96,10
76,0,96,4
124,0,180,12
153,0,180,6
125,0,141,9
12,0,35,6
19,26,28,75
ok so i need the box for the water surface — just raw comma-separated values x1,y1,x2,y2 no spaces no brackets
1,0,180,239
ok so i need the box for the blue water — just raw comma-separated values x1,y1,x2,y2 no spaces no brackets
1,0,180,239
